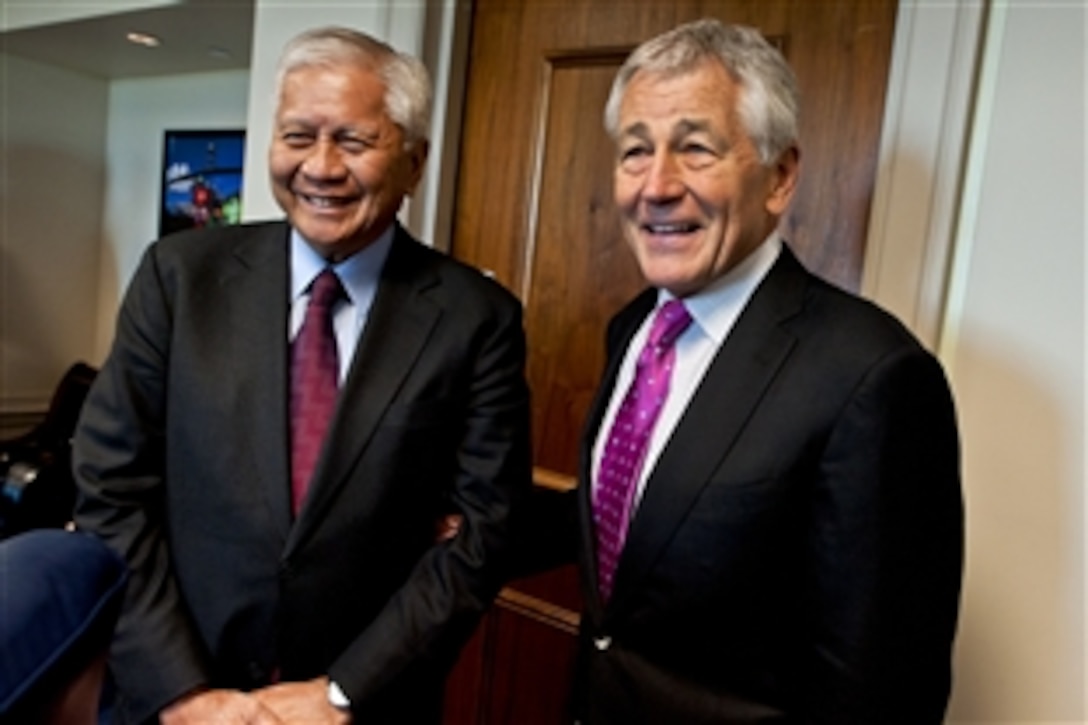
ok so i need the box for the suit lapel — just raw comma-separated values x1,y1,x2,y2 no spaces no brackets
286,229,441,555
607,248,810,612
220,223,294,542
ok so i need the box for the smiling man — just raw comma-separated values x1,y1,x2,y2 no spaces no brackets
73,27,530,725
571,19,964,724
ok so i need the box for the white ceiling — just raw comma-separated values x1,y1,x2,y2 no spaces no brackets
0,0,254,79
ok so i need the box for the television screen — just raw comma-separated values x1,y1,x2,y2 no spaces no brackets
159,129,246,236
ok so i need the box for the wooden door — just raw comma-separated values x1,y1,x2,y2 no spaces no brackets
444,2,899,722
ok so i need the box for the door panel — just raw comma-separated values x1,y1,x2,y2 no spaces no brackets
526,51,642,475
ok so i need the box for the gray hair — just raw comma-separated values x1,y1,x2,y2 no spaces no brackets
275,26,432,147
603,19,799,164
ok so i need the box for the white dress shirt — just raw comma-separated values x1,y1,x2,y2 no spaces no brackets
289,226,394,384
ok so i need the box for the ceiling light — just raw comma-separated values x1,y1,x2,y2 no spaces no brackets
126,32,161,48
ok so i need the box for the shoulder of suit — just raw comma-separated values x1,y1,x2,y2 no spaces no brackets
151,220,287,260
792,269,932,366
389,231,523,312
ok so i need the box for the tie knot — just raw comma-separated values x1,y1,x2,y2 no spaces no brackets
648,299,692,351
308,269,344,310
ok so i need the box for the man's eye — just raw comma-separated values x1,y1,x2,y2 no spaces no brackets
618,145,652,173
617,147,650,174
281,132,313,147
339,138,370,153
679,142,719,169
681,142,713,155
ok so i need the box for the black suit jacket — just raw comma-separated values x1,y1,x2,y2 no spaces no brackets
73,222,531,724
574,246,963,724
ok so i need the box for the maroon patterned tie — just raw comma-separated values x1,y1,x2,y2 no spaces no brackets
290,268,343,515
594,299,692,601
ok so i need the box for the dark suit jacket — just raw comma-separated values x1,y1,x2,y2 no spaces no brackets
73,222,531,724
574,246,963,724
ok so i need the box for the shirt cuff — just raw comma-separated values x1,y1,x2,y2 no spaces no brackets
327,679,351,710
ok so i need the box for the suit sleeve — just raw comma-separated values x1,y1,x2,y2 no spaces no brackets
72,246,211,721
803,344,963,723
328,290,532,717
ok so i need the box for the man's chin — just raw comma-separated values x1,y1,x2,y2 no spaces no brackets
295,230,366,262
639,264,703,298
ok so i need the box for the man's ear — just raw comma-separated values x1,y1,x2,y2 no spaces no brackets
405,140,430,196
765,145,800,215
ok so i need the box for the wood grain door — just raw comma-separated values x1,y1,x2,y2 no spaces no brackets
444,2,898,722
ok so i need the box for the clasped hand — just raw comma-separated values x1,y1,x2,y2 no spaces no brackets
159,677,350,724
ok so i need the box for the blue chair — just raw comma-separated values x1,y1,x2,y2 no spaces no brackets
0,529,128,724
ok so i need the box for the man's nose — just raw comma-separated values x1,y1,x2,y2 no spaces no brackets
301,139,347,179
642,152,685,202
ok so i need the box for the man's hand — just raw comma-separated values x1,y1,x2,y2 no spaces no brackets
435,513,463,542
253,677,351,725
160,688,285,724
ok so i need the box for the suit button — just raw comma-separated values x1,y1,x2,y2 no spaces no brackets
594,635,612,651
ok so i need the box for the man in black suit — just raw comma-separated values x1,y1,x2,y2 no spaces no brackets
572,19,963,723
73,27,530,724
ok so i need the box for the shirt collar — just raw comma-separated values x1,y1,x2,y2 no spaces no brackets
290,224,395,305
657,230,783,345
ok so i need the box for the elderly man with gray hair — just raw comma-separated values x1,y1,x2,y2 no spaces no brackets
569,18,962,724
73,26,531,725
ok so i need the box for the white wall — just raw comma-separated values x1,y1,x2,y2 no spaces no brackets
94,69,249,360
941,3,1086,721
0,53,107,414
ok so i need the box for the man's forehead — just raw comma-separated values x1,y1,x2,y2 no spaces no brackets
617,117,714,138
616,71,736,134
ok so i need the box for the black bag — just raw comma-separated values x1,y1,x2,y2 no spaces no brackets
0,363,97,538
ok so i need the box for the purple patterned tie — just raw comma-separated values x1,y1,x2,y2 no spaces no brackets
594,299,693,601
290,268,343,515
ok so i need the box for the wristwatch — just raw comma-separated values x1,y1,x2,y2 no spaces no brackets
327,679,351,711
